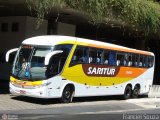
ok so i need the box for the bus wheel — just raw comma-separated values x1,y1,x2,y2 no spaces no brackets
61,85,74,103
123,85,132,100
132,85,140,98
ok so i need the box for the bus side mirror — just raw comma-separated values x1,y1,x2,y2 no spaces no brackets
44,50,63,66
6,48,18,62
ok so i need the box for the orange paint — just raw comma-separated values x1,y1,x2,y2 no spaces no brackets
116,67,147,78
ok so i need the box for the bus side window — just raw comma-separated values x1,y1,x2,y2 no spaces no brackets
103,50,109,65
116,53,121,66
72,47,83,63
139,55,143,67
96,49,103,64
116,52,128,66
83,47,89,63
143,56,148,68
124,53,129,66
89,48,97,64
132,54,139,67
148,56,154,67
70,46,88,65
108,51,116,66
128,54,132,66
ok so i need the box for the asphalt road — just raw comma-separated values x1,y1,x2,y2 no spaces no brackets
1,107,160,120
0,82,160,120
21,108,160,120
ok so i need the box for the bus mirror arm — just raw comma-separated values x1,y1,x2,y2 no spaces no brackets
44,50,63,66
6,48,18,62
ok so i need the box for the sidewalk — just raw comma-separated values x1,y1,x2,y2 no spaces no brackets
126,98,160,108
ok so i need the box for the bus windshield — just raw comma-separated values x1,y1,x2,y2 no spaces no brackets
12,44,73,80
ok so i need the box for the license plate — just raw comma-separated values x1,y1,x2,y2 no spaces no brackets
20,90,26,94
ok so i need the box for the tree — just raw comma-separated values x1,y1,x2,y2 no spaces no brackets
26,0,160,35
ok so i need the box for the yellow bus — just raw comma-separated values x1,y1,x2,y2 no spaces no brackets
6,35,155,103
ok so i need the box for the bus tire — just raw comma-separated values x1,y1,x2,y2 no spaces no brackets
132,85,140,98
123,85,132,100
60,85,74,103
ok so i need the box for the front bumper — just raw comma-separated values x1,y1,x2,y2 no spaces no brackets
10,83,48,98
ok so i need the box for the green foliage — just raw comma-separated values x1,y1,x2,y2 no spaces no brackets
26,0,160,34
26,0,65,27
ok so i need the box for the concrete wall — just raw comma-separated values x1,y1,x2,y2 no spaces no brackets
25,16,48,38
0,16,26,53
57,22,76,36
48,22,76,36
0,16,48,53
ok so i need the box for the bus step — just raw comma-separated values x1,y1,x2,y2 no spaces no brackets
148,85,160,98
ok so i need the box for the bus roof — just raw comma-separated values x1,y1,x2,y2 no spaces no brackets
22,35,154,56
76,37,154,56
22,35,76,46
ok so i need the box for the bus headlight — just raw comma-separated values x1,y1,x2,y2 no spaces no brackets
42,82,51,87
35,82,51,88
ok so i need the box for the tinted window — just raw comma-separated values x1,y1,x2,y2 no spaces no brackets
139,55,144,67
143,56,148,68
89,48,97,63
132,54,139,67
148,56,154,67
88,48,103,64
108,51,116,66
103,50,109,65
71,46,89,64
97,49,103,64
53,44,73,57
128,54,132,66
116,52,125,66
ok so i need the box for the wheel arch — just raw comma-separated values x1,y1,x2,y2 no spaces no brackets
65,84,75,92
126,83,132,90
123,83,132,100
60,83,75,103
132,83,141,98
61,83,75,95
134,84,140,89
